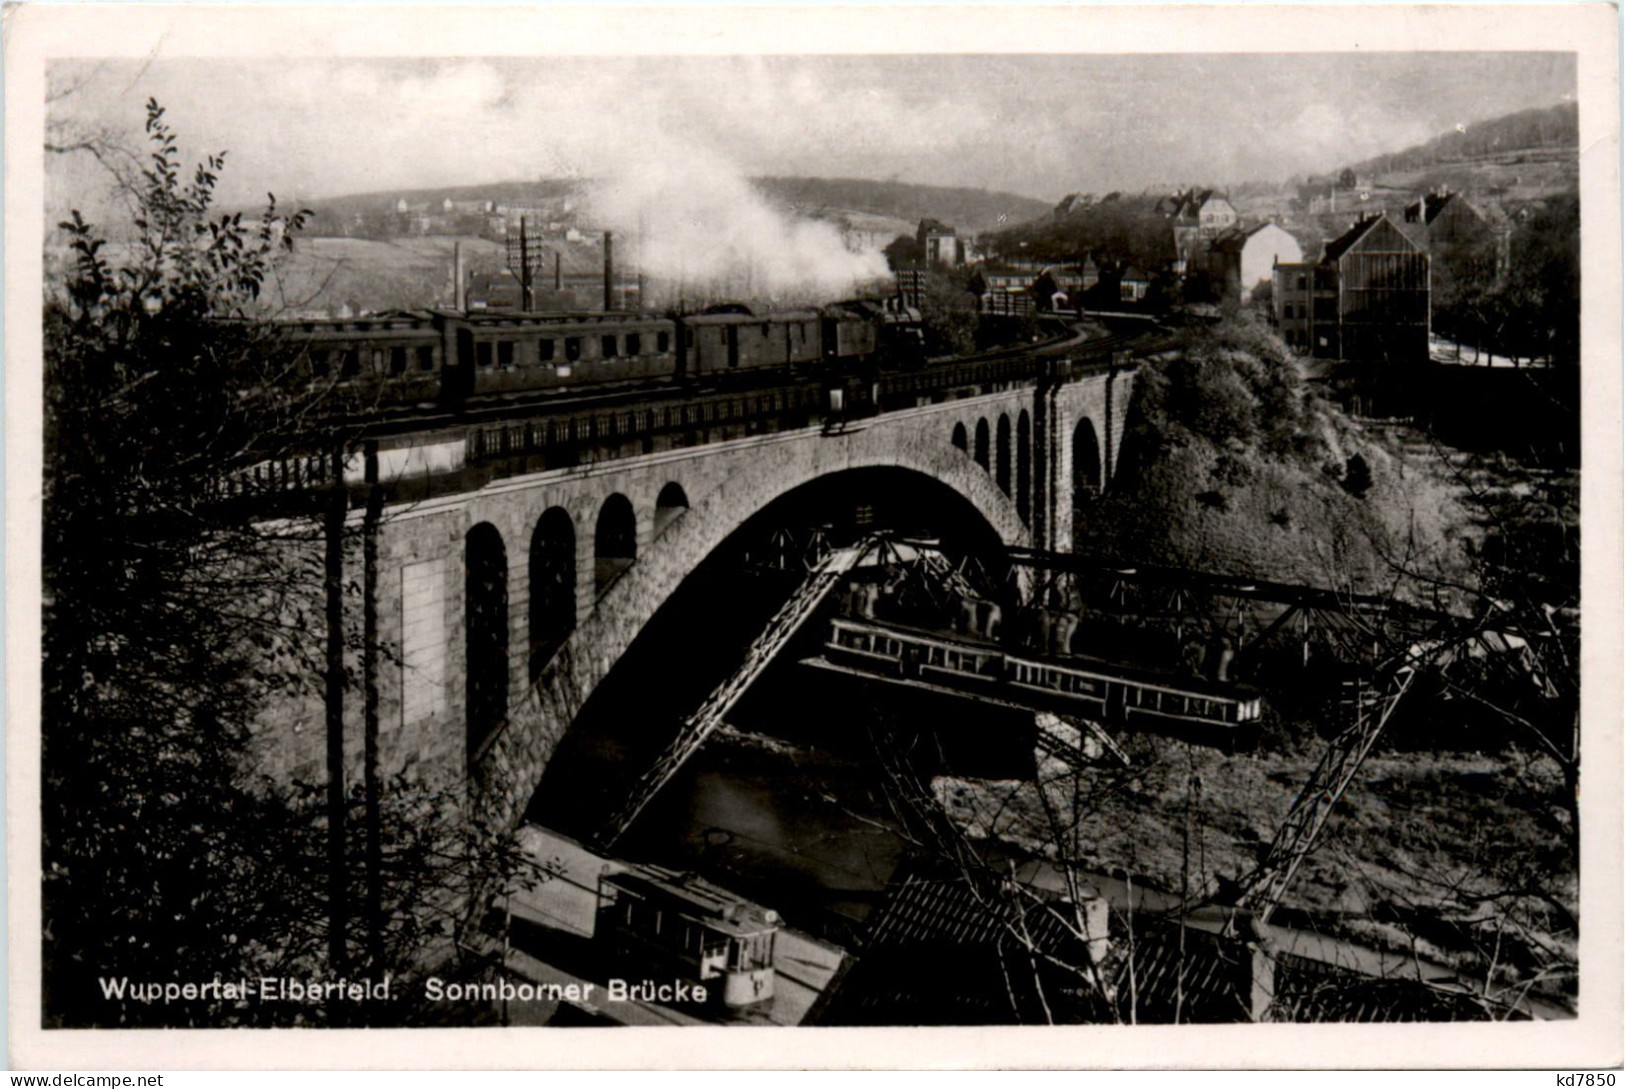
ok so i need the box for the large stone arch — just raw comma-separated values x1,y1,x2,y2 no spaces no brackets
473,422,1030,826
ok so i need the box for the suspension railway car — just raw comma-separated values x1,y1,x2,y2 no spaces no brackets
824,615,1263,742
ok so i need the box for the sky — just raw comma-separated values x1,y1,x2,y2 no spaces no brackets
48,53,1576,208
44,52,1575,302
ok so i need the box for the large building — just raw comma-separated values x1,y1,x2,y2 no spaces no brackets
1274,212,1430,364
1208,222,1303,301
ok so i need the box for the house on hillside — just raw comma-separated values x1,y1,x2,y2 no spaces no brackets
1160,188,1240,272
917,219,964,267
1079,254,1101,290
972,260,1094,312
1054,193,1095,218
1118,266,1152,304
1158,188,1239,231
970,265,1038,315
1402,188,1511,276
969,266,1032,295
1209,222,1304,301
1274,212,1430,364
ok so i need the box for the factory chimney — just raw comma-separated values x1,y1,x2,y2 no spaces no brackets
453,242,466,311
603,230,614,312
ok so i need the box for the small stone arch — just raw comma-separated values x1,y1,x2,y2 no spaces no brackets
951,421,968,452
995,413,1012,495
594,493,638,595
465,521,509,762
1016,410,1032,523
528,507,576,682
1073,417,1102,504
654,481,690,537
974,417,990,471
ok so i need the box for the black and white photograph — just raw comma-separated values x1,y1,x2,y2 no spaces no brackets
7,2,1620,1071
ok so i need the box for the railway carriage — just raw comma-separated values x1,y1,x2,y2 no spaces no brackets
451,311,680,400
295,313,445,406
681,309,829,378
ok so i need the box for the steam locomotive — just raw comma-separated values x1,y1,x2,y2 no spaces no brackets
284,298,924,413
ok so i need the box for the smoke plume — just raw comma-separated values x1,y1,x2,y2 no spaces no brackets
584,147,889,309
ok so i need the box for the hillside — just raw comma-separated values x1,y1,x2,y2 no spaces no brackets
1331,101,1578,208
293,175,1048,240
752,176,1050,233
1343,101,1577,179
982,100,1581,252
299,180,579,235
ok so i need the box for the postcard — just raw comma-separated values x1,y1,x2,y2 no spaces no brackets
6,2,1620,1070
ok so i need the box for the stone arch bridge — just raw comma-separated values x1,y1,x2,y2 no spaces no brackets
260,363,1135,831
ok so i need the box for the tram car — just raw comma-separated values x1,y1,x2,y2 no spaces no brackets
596,863,780,1010
823,615,1263,743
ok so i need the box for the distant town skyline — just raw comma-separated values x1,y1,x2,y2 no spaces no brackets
48,53,1575,214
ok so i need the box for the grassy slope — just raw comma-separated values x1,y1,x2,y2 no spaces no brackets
1340,101,1578,182
263,236,503,315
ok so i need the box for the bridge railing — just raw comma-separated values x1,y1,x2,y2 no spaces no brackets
465,384,825,466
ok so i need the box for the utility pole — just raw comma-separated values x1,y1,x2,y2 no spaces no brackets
519,217,534,311
362,442,384,979
323,444,349,980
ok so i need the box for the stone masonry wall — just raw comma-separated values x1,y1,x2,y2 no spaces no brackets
252,367,1136,832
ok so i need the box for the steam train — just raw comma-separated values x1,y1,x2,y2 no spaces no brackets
283,298,924,413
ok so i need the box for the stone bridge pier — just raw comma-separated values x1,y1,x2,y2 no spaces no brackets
257,366,1135,833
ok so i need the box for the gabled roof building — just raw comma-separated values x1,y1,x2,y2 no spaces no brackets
1209,222,1304,301
1274,212,1430,365
1402,188,1511,276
